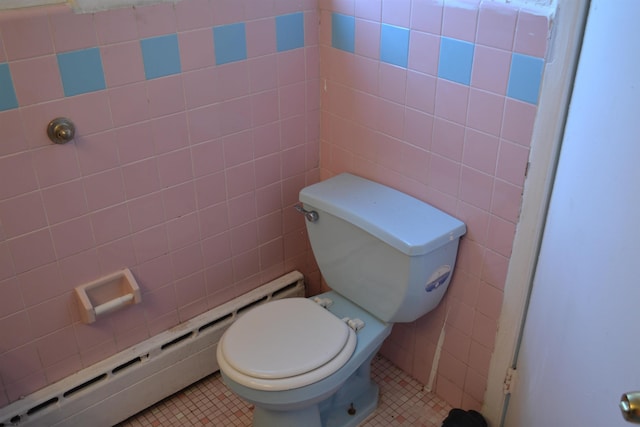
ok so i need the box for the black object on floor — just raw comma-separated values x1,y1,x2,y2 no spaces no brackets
442,408,488,427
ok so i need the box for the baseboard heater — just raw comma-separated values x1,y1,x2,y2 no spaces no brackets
0,271,305,427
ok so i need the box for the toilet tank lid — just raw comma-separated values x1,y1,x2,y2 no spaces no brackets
299,173,466,256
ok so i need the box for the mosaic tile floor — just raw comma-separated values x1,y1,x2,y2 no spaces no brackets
118,355,451,426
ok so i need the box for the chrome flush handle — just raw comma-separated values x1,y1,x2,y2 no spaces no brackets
620,392,640,423
294,204,319,222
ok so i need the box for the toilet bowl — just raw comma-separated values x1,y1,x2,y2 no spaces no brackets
216,173,466,427
217,291,392,427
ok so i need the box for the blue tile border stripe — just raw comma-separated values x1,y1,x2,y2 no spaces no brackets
380,24,410,68
0,63,18,111
331,13,355,53
508,53,545,104
438,37,474,86
57,48,106,97
140,34,182,80
213,23,248,65
276,12,305,52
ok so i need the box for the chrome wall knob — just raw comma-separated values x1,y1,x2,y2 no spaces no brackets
47,117,76,144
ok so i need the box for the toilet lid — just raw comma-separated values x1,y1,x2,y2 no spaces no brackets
221,298,351,380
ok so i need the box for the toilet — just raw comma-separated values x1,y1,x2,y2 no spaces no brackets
216,173,466,427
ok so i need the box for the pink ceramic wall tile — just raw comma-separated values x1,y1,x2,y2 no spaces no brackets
132,224,169,264
382,0,411,26
0,278,22,317
10,56,64,106
321,0,354,15
191,141,224,179
183,68,217,108
410,0,443,33
0,344,42,390
257,210,282,243
228,192,258,228
232,248,260,281
496,140,529,187
147,75,186,118
475,281,503,321
226,162,256,198
259,237,284,269
80,340,118,367
305,10,319,46
94,7,138,45
277,49,305,86
174,271,206,306
471,311,497,350
90,204,131,245
134,254,172,292
157,148,193,188
49,9,97,53
46,353,83,384
50,216,95,259
282,145,307,178
459,166,493,211
428,154,460,196
0,110,28,156
246,18,276,58
162,182,196,219
514,10,549,58
68,92,113,136
138,283,176,318
466,89,504,137
18,263,65,306
256,183,282,217
187,104,222,144
122,159,161,199
101,41,145,87
218,97,252,136
246,0,275,20
36,326,78,367
279,83,306,120
491,179,522,224
223,131,254,167
127,192,165,233
171,243,204,280
442,1,478,42
0,32,6,63
39,179,84,227
476,2,517,50
115,123,155,165
201,229,232,263
456,202,489,245
108,83,150,127
114,324,149,351
471,45,510,95
166,213,200,250
355,19,380,60
217,63,251,102
379,63,407,104
0,153,38,201
135,2,177,39
376,99,404,139
432,118,464,161
27,295,72,338
434,80,469,125
151,112,190,153
403,108,433,150
57,249,100,289
468,339,492,378
254,154,281,188
175,0,213,31
501,98,536,146
446,298,475,337
438,349,467,389
20,100,72,149
406,70,436,114
5,371,47,404
251,90,280,127
248,55,278,92
76,131,120,176
212,0,246,25
486,214,515,258
462,129,498,175
97,236,137,273
178,29,216,72
443,324,471,362
463,367,487,403
32,143,80,188
1,12,53,61
82,168,126,211
0,192,47,239
408,31,439,75
8,229,56,274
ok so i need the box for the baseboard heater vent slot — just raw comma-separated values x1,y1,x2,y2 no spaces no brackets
0,270,305,427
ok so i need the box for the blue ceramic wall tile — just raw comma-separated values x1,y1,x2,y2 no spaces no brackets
213,23,248,65
332,13,355,53
507,53,544,104
140,34,182,80
380,24,410,68
438,37,474,85
276,12,305,52
57,48,106,97
0,63,18,111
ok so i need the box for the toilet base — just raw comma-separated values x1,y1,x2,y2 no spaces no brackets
250,352,380,427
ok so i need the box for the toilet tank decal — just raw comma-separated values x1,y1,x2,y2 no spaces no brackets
425,265,451,293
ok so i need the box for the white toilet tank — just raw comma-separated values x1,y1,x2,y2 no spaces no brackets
299,173,466,323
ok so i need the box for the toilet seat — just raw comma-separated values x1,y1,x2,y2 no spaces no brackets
218,298,357,391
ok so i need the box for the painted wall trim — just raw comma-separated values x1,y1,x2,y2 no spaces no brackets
481,1,590,425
